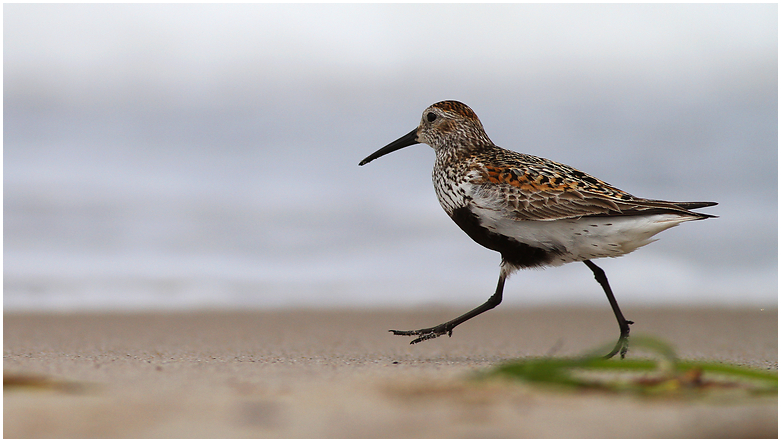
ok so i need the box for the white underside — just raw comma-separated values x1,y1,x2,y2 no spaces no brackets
472,206,701,266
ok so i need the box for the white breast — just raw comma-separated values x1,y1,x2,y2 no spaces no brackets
432,168,481,215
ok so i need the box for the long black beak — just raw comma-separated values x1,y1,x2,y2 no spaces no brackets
359,128,420,166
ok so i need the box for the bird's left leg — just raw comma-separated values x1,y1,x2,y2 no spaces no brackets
390,273,506,344
583,259,633,359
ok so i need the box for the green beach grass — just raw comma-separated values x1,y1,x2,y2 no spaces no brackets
486,335,777,397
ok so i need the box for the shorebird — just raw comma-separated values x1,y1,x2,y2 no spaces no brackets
359,100,716,359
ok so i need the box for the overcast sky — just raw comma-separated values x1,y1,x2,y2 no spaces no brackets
6,4,775,107
4,4,777,310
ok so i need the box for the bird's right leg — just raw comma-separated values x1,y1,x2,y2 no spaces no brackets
583,260,633,359
390,273,506,344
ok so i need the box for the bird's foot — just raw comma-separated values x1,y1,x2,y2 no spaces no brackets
603,320,633,360
390,323,453,345
603,335,630,360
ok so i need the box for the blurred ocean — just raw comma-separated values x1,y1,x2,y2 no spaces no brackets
4,4,777,311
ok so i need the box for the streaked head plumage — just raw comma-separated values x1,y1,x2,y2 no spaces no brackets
416,100,492,150
359,100,493,166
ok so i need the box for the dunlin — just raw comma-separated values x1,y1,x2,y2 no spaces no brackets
359,100,716,358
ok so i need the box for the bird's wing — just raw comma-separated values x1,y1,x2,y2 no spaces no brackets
467,160,713,221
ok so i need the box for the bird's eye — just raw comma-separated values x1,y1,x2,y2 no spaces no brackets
427,112,437,122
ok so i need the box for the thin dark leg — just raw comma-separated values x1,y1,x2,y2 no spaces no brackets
583,259,633,359
391,273,506,344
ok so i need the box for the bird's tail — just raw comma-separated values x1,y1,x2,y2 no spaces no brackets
673,201,718,210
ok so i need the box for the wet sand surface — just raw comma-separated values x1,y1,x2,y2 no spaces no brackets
4,307,777,438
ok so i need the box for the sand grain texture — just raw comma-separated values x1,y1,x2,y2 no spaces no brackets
4,308,777,438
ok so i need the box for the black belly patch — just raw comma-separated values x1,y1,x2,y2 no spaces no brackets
450,207,558,268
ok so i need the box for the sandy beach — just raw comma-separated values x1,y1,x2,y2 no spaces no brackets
4,307,777,438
